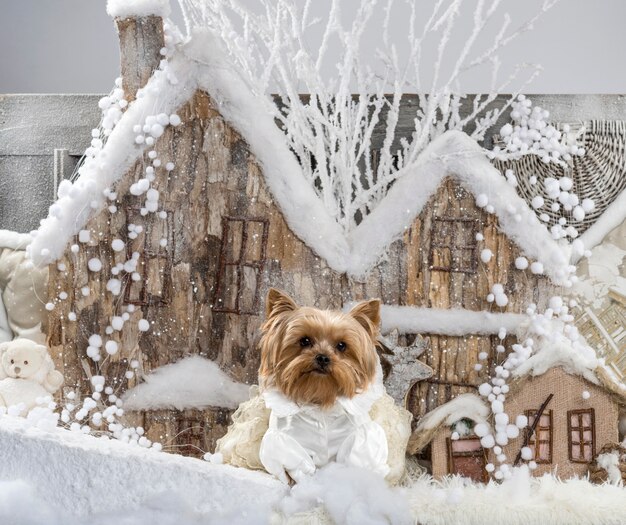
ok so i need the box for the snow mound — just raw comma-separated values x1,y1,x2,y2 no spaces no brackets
1,417,626,524
407,466,626,525
106,0,171,18
0,415,283,523
278,463,412,525
123,355,250,411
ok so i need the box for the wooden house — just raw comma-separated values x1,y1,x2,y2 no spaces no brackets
35,12,586,457
410,365,625,481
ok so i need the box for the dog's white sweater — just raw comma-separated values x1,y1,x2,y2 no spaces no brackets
259,381,389,483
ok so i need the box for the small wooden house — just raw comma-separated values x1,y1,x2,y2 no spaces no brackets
34,13,590,456
410,366,625,481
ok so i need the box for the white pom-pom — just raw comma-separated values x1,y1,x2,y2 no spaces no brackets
150,124,164,138
474,423,489,437
515,257,528,270
530,262,544,274
105,341,118,355
559,177,573,191
506,424,520,439
581,198,595,212
169,114,182,126
515,415,528,428
481,249,493,263
476,194,489,208
138,319,150,332
88,258,102,272
480,434,495,449
572,206,585,222
582,390,590,400
521,446,533,461
495,293,509,307
88,334,103,348
531,196,544,209
111,239,125,252
79,230,91,243
478,383,492,397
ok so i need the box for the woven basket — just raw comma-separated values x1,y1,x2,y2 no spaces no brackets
493,121,626,235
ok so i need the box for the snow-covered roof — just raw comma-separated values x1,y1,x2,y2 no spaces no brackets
122,355,250,411
29,28,571,285
408,393,491,453
511,318,626,401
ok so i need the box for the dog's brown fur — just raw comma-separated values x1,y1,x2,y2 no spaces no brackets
259,289,380,408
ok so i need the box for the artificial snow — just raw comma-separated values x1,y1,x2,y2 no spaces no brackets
0,415,282,524
349,131,572,283
573,189,626,263
106,0,170,19
0,230,31,250
414,394,490,435
1,415,626,524
596,451,622,485
376,305,527,336
122,355,250,411
29,30,574,285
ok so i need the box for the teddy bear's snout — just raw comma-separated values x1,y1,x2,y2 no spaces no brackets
13,366,21,375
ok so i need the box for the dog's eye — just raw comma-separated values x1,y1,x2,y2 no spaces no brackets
24,361,28,365
299,337,312,347
336,342,347,352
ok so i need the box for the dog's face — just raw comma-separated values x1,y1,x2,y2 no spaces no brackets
259,289,380,408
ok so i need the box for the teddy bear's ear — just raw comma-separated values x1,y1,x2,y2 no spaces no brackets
0,341,9,355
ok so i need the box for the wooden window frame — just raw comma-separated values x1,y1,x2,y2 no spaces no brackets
446,436,488,483
525,409,553,464
212,216,269,315
123,207,175,307
429,217,479,274
567,408,596,463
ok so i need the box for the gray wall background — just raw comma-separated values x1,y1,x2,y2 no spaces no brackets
0,0,625,94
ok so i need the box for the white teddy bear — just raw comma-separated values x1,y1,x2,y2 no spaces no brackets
0,338,64,413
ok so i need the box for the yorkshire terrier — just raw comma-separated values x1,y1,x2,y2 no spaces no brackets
258,288,389,483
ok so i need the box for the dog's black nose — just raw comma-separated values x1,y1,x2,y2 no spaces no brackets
315,354,330,368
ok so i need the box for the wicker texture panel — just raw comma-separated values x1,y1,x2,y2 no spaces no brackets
493,120,626,235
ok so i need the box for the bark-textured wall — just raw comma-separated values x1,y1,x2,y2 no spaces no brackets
46,88,556,455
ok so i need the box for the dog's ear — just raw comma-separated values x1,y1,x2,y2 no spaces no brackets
266,288,298,319
349,299,381,339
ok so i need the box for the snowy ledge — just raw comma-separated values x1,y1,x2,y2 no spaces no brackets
378,306,527,336
106,0,171,18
